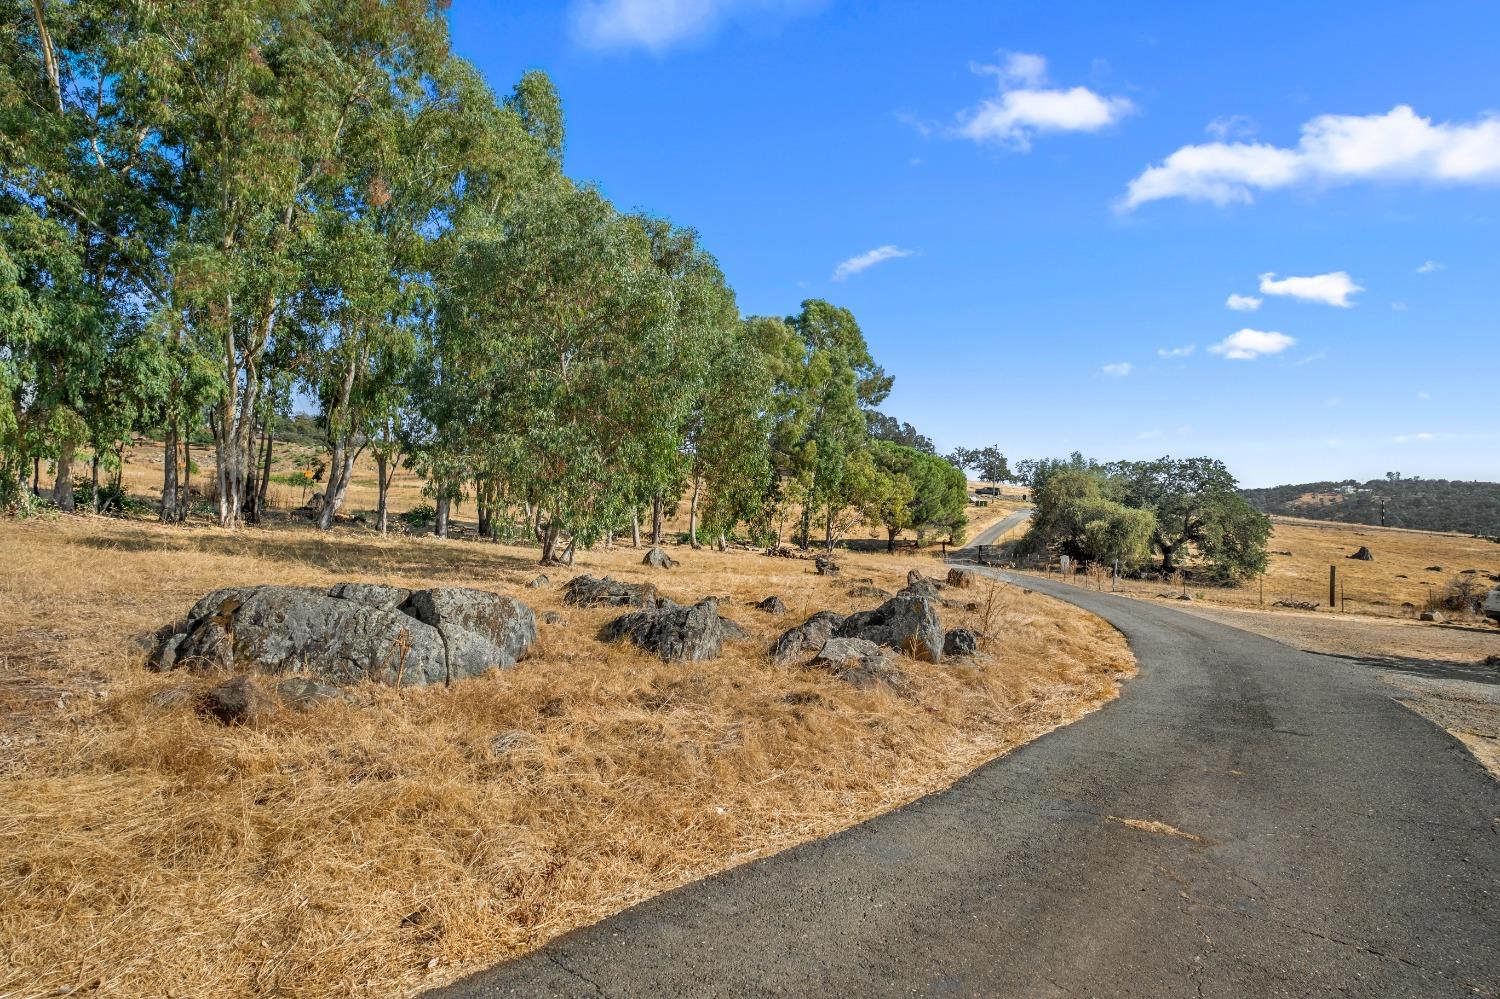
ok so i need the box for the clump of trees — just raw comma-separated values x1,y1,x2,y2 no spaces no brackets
0,1,964,561
1020,455,1270,582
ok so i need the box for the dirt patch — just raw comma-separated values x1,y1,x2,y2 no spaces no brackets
1108,816,1206,843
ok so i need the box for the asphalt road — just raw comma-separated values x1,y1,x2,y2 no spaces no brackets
429,568,1499,998
966,507,1032,549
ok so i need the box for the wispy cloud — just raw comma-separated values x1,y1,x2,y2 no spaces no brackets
1122,105,1500,209
1156,344,1195,358
1416,259,1446,273
1225,293,1262,312
1259,271,1362,307
1102,361,1133,377
949,52,1134,150
1393,431,1456,443
1208,328,1296,360
570,0,817,52
831,244,913,281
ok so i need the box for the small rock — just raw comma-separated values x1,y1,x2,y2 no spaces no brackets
755,596,787,615
1348,547,1374,561
528,574,550,589
642,546,679,569
563,574,658,608
814,556,841,577
810,637,904,688
943,628,980,658
771,611,846,663
899,577,942,599
848,585,893,600
1425,566,1444,572
946,567,979,589
1419,611,1445,623
1176,594,1194,601
1482,654,1500,668
200,676,275,726
147,633,186,672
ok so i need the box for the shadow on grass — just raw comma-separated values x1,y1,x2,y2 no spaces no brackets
67,523,546,580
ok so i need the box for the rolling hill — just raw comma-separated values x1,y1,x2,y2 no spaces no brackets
1241,478,1500,536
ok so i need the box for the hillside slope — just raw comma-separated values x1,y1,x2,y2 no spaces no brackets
1241,478,1500,536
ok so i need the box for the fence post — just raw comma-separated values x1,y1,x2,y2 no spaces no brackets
1329,564,1337,608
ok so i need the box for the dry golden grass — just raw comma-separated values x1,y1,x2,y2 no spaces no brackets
1019,515,1500,622
0,514,1132,998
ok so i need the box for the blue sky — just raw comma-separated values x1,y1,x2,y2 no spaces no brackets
448,0,1499,487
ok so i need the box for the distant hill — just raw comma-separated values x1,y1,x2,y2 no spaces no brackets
1240,478,1500,536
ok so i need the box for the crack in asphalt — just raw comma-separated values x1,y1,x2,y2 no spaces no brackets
545,951,610,998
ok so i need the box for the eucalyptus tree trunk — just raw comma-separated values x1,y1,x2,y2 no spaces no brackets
688,476,702,549
631,510,641,547
651,493,664,545
51,449,74,511
257,431,273,513
539,520,561,565
374,452,392,536
89,453,100,512
434,496,450,538
824,508,835,553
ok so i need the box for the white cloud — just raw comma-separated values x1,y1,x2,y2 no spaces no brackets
955,53,1134,150
1123,105,1500,209
1259,271,1362,307
1416,259,1446,273
1102,362,1133,377
1156,344,1195,358
1393,431,1456,443
1390,301,1409,311
1225,293,1262,311
1417,391,1431,399
1206,115,1258,141
1208,328,1296,360
570,0,814,51
831,244,913,281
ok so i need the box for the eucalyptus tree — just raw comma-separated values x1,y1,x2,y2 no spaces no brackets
769,300,892,548
440,183,688,564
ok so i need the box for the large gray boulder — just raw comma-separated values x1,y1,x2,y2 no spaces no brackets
563,574,659,608
151,584,536,688
836,595,944,663
404,588,538,679
811,638,903,688
770,610,846,663
601,598,735,662
898,574,943,599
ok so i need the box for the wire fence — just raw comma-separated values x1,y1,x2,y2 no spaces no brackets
951,545,1499,622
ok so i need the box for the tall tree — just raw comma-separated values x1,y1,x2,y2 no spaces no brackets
1109,456,1270,579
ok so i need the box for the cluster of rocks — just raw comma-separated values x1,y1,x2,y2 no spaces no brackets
149,582,536,688
149,560,990,724
769,592,981,689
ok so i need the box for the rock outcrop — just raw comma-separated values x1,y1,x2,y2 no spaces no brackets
563,574,658,608
150,584,536,687
835,595,944,663
601,597,740,662
770,611,846,663
810,637,903,688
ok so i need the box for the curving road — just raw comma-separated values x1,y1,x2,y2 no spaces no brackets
429,567,1499,998
966,506,1032,549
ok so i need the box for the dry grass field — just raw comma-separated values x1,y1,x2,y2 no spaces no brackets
0,513,1132,998
1018,515,1500,623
